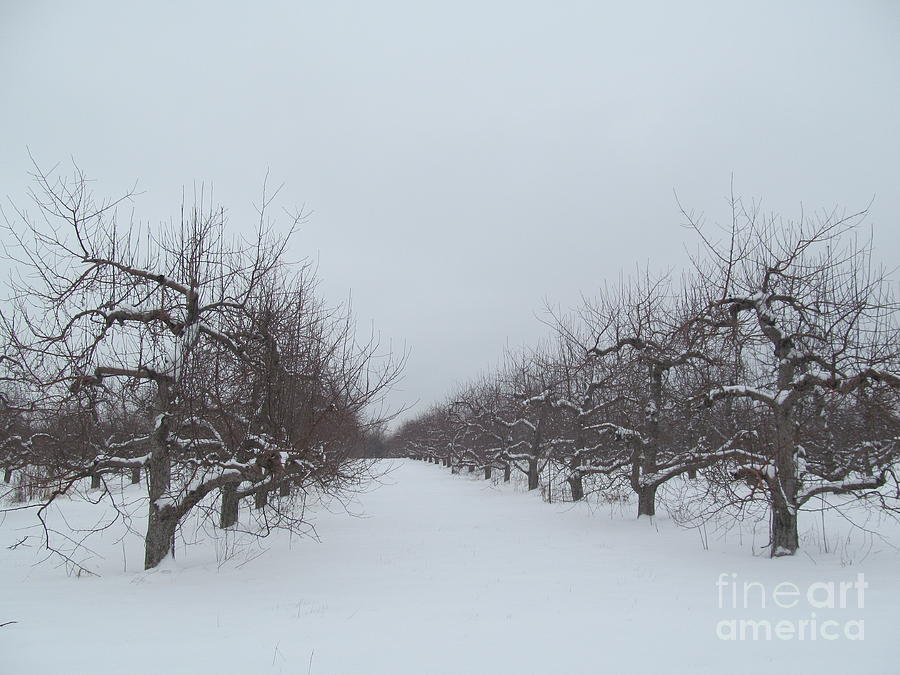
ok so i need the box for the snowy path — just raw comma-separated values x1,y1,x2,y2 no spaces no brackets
1,459,898,674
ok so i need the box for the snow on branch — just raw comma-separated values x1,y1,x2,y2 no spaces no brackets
638,431,764,488
797,473,888,506
82,257,196,299
703,385,777,408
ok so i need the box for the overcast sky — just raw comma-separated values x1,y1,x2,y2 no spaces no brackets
2,1,899,426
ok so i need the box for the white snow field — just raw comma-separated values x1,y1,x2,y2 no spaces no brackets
1,459,898,675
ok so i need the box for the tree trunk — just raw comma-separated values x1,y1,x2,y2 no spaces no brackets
637,483,657,517
144,388,175,570
279,481,290,497
568,472,584,501
769,403,800,556
468,464,475,473
130,466,141,484
3,468,11,483
635,366,663,518
255,487,268,510
770,497,799,556
570,416,586,501
483,465,492,480
503,463,511,482
220,483,239,529
145,508,178,569
90,473,101,489
527,457,539,490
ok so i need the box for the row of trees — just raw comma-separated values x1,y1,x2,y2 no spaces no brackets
0,165,402,570
392,199,900,557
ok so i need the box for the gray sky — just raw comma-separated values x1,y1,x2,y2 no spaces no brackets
2,1,899,426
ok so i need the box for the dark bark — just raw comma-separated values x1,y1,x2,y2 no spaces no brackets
145,508,178,569
568,472,584,501
634,365,663,517
527,404,549,492
637,483,658,517
527,457,539,490
130,466,141,484
3,468,11,483
144,384,175,570
255,487,269,510
279,481,290,497
468,464,475,473
770,497,799,556
503,463,511,482
483,465,492,480
144,471,173,568
569,403,589,502
769,407,799,556
220,483,239,529
90,473,101,489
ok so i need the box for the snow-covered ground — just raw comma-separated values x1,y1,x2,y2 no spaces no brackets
1,459,898,674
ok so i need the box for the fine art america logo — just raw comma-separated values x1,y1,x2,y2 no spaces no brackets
715,572,867,641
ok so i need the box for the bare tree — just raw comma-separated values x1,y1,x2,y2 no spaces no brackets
1,163,403,569
391,191,898,561
685,198,900,555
